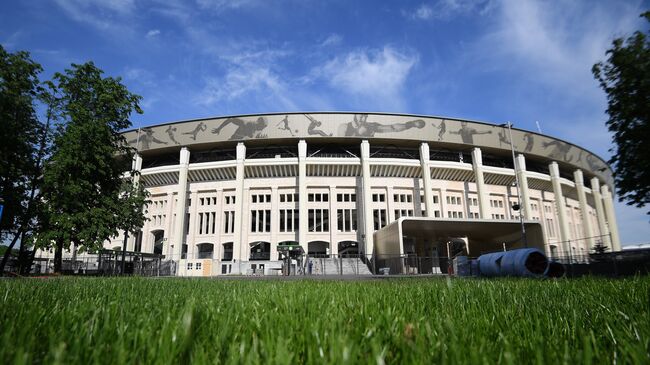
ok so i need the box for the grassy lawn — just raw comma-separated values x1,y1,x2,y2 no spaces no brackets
1,277,648,364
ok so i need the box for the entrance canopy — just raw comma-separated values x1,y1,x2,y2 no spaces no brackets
374,217,545,258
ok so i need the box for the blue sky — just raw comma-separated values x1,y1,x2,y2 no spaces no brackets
2,0,649,245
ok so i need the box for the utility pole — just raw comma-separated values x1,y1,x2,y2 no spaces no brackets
501,122,528,248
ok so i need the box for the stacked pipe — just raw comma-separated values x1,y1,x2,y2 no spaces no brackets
474,248,564,278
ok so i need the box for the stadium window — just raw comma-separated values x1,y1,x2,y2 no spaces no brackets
373,209,387,230
308,209,329,232
434,210,440,218
279,209,298,232
337,209,358,232
224,211,235,234
196,262,202,270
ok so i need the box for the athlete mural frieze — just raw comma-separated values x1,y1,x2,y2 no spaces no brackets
212,117,268,140
339,114,426,137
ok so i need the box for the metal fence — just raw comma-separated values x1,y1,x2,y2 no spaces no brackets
6,248,650,278
550,249,650,277
11,250,170,276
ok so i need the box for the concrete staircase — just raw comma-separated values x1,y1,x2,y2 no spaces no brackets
310,257,373,275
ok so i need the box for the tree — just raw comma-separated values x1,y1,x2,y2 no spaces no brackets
0,46,47,274
40,62,148,272
592,12,650,214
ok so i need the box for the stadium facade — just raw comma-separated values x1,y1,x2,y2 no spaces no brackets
38,112,621,276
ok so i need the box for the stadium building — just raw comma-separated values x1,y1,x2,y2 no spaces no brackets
38,112,621,276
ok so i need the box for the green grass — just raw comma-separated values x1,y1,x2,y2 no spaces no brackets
1,277,649,364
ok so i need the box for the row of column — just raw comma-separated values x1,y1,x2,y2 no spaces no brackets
134,140,622,261
456,146,620,252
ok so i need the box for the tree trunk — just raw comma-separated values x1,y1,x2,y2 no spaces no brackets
0,229,23,275
53,239,63,273
22,248,38,276
17,230,27,274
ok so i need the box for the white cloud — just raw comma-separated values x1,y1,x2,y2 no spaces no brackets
319,47,418,109
321,33,342,47
194,46,298,111
1,31,23,50
54,0,136,30
146,29,161,38
414,4,433,20
406,0,489,20
477,1,643,97
196,0,259,12
466,1,645,159
196,65,297,111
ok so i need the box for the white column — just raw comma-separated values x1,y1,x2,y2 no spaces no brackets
386,186,395,223
127,154,144,251
360,140,374,256
590,177,611,248
270,186,279,261
163,192,174,257
419,143,435,218
601,185,621,251
471,148,489,219
515,154,532,220
187,190,199,259
298,140,308,252
549,162,571,255
573,170,594,250
234,143,246,262
132,153,143,186
328,185,337,255
240,187,250,262
172,148,190,262
140,217,150,253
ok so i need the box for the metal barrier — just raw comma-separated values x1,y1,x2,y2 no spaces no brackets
6,248,650,277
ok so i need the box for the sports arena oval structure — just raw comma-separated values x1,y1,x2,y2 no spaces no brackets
50,112,625,276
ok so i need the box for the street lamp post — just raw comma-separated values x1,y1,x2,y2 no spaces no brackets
501,122,528,248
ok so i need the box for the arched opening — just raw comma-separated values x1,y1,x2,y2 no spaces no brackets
338,241,359,257
197,243,214,259
250,241,271,260
152,230,164,255
222,242,233,261
308,241,329,257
